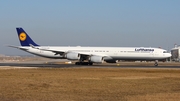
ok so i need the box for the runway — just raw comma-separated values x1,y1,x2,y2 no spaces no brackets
0,61,180,68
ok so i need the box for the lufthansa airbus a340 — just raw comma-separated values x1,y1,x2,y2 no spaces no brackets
9,28,171,66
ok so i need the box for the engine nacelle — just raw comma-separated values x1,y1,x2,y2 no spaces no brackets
90,56,104,63
105,60,118,63
66,52,80,60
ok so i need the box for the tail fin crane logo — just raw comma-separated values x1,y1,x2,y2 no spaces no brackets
19,33,27,41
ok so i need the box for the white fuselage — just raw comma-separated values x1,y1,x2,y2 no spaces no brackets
20,46,171,61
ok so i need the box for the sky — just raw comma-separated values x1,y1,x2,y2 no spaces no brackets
0,0,180,55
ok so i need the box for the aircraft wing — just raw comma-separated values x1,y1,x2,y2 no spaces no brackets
39,48,108,57
38,48,65,55
27,44,66,55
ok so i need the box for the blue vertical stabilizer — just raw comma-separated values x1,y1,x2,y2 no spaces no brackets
16,28,39,46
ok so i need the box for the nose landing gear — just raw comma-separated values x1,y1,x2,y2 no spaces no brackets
154,60,158,66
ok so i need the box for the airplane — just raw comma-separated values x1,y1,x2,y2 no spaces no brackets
8,27,171,66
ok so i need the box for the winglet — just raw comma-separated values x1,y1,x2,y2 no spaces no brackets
16,28,39,46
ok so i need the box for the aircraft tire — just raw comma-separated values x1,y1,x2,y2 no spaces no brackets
75,62,80,65
88,62,93,65
154,63,158,66
75,62,93,65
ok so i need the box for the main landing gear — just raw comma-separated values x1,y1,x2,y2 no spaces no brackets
75,62,93,65
154,60,158,66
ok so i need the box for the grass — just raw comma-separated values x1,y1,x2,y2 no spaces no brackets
0,68,180,101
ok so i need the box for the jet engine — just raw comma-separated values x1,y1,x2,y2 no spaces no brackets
105,60,118,63
90,56,104,63
66,52,80,60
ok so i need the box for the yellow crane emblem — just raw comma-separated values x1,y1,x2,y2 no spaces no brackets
19,33,27,41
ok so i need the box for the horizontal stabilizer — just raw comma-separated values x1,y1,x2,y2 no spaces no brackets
7,45,29,51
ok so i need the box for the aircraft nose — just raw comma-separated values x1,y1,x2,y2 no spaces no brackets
167,53,172,57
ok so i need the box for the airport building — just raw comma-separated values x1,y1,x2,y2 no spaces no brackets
171,45,180,62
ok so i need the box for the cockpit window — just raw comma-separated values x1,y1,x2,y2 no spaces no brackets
163,51,167,53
